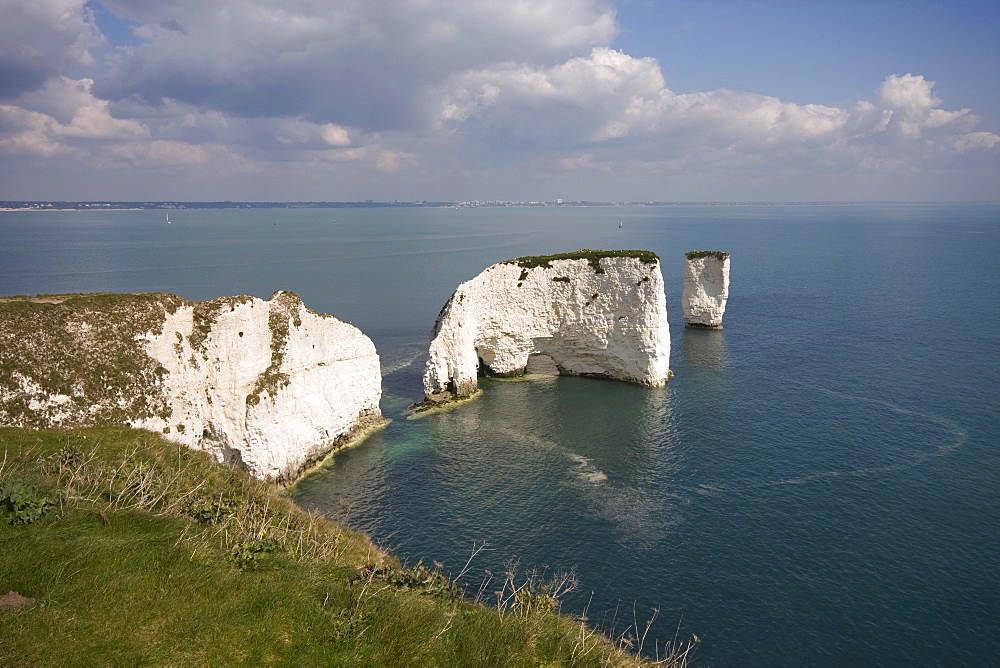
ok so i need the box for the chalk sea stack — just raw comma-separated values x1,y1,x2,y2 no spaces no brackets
682,251,730,329
422,250,671,403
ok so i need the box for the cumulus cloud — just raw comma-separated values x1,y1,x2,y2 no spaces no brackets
0,75,377,173
875,73,975,138
0,75,256,177
0,77,147,158
0,0,102,99
0,105,81,158
91,0,617,130
950,131,1000,153
0,0,996,200
438,50,994,178
441,48,671,147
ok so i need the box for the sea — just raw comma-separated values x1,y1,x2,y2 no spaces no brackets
1,204,997,666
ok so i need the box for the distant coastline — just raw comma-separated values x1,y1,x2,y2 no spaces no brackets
0,201,456,212
3,200,992,212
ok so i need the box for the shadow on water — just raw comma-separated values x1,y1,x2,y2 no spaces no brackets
677,326,729,371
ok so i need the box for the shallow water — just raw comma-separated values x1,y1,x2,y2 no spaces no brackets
3,204,998,665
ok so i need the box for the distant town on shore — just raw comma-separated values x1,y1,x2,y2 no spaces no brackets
1,200,908,211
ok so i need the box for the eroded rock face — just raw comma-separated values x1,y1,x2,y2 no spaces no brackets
422,251,671,402
682,251,730,329
0,291,382,482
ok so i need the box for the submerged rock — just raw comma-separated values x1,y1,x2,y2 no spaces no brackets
422,250,671,402
682,251,730,329
0,291,382,482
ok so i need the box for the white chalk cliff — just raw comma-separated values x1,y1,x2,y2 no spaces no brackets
422,251,671,402
0,291,382,482
682,252,730,328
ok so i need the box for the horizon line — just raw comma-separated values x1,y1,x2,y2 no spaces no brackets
3,199,998,209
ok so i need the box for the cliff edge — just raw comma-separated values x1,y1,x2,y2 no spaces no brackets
0,291,382,482
422,250,671,402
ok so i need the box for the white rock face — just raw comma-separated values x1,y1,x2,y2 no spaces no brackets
0,292,382,482
682,253,730,328
422,253,671,401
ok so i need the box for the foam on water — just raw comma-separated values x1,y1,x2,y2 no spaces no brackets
567,453,608,485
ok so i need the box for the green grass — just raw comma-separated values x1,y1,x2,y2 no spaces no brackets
684,251,729,261
0,294,181,427
0,427,694,666
505,249,659,274
0,290,312,427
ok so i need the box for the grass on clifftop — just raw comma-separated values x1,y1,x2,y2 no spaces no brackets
0,293,183,428
1,427,694,666
684,251,729,261
505,249,659,272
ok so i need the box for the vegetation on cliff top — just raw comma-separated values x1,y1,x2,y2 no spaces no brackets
505,249,659,275
0,290,318,423
0,426,696,665
684,251,729,261
0,293,183,428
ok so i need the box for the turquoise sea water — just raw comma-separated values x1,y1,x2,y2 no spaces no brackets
2,204,998,665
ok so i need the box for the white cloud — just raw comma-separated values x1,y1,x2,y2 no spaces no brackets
274,119,352,148
0,0,102,99
0,73,382,176
108,139,254,171
664,89,849,149
439,53,994,181
0,77,253,173
319,124,351,147
950,131,1000,153
440,47,863,157
0,105,81,158
0,77,147,158
440,48,675,148
877,73,941,112
875,74,975,138
91,0,617,130
0,1,996,200
49,78,148,140
375,150,418,173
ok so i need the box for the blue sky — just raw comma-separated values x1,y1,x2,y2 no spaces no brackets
614,1,998,116
1,0,997,201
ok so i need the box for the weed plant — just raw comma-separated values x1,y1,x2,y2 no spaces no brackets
0,427,697,665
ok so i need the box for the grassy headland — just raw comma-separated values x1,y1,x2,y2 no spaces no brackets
1,426,694,665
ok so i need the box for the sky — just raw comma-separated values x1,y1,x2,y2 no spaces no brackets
1,0,998,202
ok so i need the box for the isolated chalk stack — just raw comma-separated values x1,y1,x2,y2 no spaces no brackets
682,251,730,328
